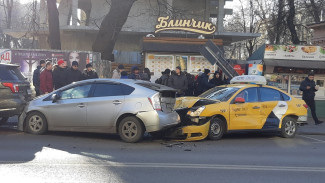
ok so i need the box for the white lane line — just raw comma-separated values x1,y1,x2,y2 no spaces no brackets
299,135,325,143
1,162,325,172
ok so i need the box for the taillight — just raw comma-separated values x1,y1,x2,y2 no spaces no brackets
2,82,19,93
148,93,161,111
303,104,308,109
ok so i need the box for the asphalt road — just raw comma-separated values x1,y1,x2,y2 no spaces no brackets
1,124,325,183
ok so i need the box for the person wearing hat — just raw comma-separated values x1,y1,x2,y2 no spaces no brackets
67,61,83,84
83,63,99,80
156,68,171,86
128,66,141,80
33,59,46,96
112,64,125,79
168,66,188,97
300,72,324,125
52,59,68,90
195,69,215,96
209,71,223,86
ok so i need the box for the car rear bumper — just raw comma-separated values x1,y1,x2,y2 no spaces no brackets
136,110,180,132
297,115,308,125
0,98,26,117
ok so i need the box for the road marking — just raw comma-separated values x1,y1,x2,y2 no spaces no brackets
1,162,325,172
299,135,325,143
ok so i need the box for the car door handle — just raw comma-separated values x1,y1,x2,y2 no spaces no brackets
252,106,260,109
78,103,85,108
278,104,286,107
113,100,122,105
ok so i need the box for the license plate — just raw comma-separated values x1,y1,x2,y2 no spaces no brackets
27,89,32,95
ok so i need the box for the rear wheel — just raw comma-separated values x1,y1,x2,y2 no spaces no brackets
118,116,144,143
25,112,48,135
280,117,297,138
208,118,225,140
0,117,9,125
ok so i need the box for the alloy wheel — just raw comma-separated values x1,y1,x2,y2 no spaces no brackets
122,121,138,139
285,120,296,136
28,115,44,132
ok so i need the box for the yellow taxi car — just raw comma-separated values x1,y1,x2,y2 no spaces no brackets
172,75,308,141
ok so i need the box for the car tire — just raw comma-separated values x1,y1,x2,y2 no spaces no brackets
118,116,144,143
208,118,225,140
0,117,9,125
280,117,297,138
25,112,48,135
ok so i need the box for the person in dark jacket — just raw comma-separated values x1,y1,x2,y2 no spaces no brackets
299,73,323,125
83,63,99,80
196,69,215,96
128,66,142,80
209,71,223,86
33,60,46,96
143,68,151,81
161,69,171,86
67,61,83,84
52,59,68,90
185,72,195,96
40,61,53,94
120,71,128,79
168,66,188,97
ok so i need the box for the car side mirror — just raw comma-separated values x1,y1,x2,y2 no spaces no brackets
51,94,60,103
234,97,245,104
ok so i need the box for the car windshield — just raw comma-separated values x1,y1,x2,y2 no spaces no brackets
199,87,240,102
0,66,26,81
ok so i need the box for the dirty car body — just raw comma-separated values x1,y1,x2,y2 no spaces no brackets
19,79,180,142
173,84,308,141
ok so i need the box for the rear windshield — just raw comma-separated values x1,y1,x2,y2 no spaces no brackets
0,66,26,81
200,87,240,102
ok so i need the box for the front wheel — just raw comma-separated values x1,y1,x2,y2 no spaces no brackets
0,117,9,125
118,116,144,143
25,112,48,135
208,118,226,140
280,117,297,138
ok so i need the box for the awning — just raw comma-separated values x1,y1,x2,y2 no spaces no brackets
264,59,325,69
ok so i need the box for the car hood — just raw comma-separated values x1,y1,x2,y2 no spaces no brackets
174,97,219,109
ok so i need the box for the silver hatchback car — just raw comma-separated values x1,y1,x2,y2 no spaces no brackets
18,79,180,142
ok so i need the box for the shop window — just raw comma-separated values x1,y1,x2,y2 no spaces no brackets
290,75,305,96
147,55,173,76
265,74,288,93
175,56,188,72
190,56,215,73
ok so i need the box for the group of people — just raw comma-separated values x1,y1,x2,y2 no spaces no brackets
111,64,151,81
33,59,98,96
155,67,229,97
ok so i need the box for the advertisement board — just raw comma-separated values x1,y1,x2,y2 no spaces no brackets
3,49,100,83
248,64,263,75
0,49,11,64
264,45,325,61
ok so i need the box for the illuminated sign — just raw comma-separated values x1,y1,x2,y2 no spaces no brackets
155,16,216,34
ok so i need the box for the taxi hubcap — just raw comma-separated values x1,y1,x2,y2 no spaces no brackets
211,122,221,135
122,121,138,139
29,115,43,132
285,121,296,136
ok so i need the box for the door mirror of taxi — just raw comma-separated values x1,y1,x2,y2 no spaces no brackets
51,94,60,103
234,97,245,104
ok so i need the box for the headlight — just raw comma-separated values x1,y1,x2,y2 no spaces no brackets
189,106,206,117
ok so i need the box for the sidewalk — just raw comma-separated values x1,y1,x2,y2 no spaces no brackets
297,118,325,135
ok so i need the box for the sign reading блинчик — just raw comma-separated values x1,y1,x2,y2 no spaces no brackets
155,16,216,34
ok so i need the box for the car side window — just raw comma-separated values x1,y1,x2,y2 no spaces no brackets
235,88,258,103
61,84,92,100
260,88,282,102
282,93,291,101
93,83,123,97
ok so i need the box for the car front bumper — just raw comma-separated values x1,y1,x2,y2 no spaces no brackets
136,110,180,132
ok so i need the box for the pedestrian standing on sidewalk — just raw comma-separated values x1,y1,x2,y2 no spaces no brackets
299,72,324,125
33,60,46,96
168,66,188,97
40,61,53,94
67,61,83,84
53,59,68,90
112,64,124,79
83,63,99,80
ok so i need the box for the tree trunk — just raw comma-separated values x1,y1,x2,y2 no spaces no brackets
275,0,285,44
92,0,136,60
287,0,300,44
47,0,61,49
3,0,13,48
310,0,321,22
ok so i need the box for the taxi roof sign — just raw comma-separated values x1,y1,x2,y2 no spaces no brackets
230,75,267,85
